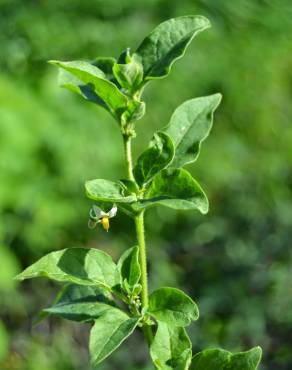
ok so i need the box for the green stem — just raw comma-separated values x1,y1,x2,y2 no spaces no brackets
135,212,148,307
123,133,153,345
123,135,135,182
135,211,153,346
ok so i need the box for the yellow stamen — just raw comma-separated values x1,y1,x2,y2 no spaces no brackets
101,216,110,232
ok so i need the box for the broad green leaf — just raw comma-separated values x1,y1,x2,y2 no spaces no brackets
137,168,208,213
49,60,128,117
54,284,112,305
85,179,137,203
225,347,262,370
57,57,118,109
43,284,115,322
135,15,210,80
150,322,192,370
164,94,222,167
90,307,139,366
190,347,262,370
134,131,175,187
148,287,199,327
117,246,141,288
15,248,119,290
57,68,109,109
190,349,231,370
45,301,118,323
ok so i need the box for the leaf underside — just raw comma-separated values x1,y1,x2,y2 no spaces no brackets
50,60,128,117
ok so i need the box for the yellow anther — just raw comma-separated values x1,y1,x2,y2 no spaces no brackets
101,216,110,232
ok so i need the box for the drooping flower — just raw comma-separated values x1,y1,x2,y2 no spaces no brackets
88,205,117,232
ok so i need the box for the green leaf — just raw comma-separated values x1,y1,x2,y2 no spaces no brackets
137,168,208,213
148,287,199,327
90,307,139,366
15,248,119,290
45,302,118,323
119,179,140,195
134,131,175,187
117,246,141,289
121,99,146,125
164,94,222,167
56,284,111,305
150,322,192,370
225,347,262,370
43,284,115,322
85,179,137,203
190,349,231,370
135,15,210,80
190,347,262,370
92,57,117,81
49,60,128,118
113,51,143,92
56,68,108,108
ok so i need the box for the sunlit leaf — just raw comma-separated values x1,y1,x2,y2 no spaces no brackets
136,168,208,213
113,51,143,92
148,287,199,326
15,248,119,290
49,60,128,118
150,322,192,370
164,94,222,167
85,179,137,203
134,131,175,187
136,15,210,80
90,307,139,366
190,347,262,370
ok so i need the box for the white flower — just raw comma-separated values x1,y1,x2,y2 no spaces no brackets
88,205,117,232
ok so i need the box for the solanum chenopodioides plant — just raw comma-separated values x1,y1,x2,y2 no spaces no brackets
16,16,262,370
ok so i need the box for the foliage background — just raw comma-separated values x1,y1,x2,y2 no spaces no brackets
0,0,291,369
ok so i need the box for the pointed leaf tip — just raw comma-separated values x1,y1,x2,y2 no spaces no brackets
164,93,222,168
136,15,211,80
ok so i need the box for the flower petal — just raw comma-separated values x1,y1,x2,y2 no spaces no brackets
108,206,118,218
92,205,103,218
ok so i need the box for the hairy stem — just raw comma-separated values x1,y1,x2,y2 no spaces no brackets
135,212,148,307
123,133,153,345
135,212,153,345
123,135,135,182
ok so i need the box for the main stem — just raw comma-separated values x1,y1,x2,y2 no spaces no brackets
123,134,153,345
134,211,148,308
123,135,135,182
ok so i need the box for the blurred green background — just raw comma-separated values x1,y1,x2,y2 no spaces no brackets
0,0,291,369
